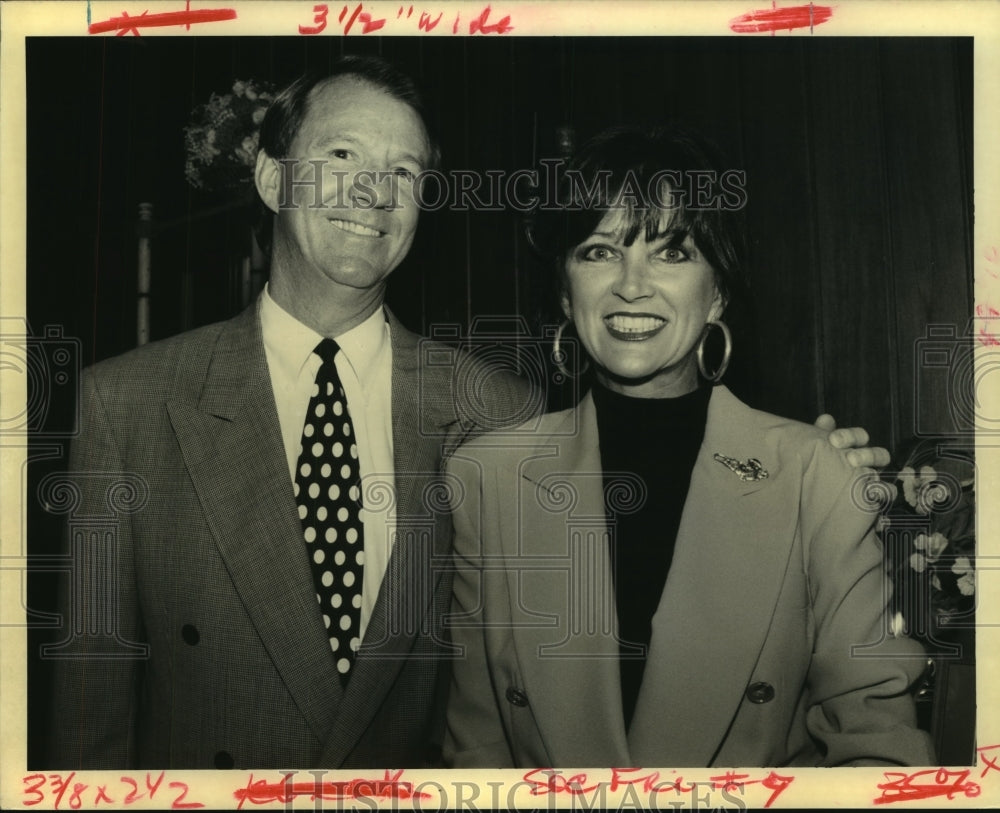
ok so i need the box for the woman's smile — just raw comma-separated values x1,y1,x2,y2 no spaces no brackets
604,312,667,341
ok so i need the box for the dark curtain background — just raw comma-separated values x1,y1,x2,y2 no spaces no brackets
25,36,972,766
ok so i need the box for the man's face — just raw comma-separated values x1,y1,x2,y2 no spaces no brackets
263,76,431,297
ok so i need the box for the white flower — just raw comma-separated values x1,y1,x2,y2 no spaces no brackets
910,552,928,573
234,135,259,167
252,107,267,126
232,80,247,97
899,465,938,514
952,556,975,595
914,531,948,563
952,555,973,574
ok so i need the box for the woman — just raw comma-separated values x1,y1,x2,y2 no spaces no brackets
443,125,934,768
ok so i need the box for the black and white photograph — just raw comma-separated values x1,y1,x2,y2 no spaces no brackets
1,1,997,809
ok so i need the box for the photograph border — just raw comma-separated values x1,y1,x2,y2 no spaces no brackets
2,1,998,809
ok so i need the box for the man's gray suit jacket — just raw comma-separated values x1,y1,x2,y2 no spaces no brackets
47,301,536,769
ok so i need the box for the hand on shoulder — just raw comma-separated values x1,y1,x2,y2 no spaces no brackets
813,413,891,469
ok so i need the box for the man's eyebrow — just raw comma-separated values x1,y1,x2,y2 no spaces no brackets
393,151,427,168
311,135,427,167
313,134,361,150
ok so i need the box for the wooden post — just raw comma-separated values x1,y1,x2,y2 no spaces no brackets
240,255,252,309
137,202,153,346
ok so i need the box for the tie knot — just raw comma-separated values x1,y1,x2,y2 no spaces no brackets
314,338,341,366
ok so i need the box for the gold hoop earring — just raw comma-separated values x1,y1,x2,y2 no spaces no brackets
552,319,589,379
696,320,732,383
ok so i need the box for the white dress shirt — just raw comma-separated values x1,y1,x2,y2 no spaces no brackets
260,286,395,641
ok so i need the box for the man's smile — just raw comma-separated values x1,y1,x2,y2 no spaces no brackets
329,218,385,238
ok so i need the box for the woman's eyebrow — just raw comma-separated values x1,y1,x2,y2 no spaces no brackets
650,227,689,244
575,230,623,244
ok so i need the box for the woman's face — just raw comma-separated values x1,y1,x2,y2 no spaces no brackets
562,207,723,398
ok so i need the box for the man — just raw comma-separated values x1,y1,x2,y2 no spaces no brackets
48,55,886,770
48,56,533,770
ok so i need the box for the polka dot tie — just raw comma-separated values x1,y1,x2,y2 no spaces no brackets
294,338,365,683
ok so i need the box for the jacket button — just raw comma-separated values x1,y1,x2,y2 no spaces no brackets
505,687,529,707
214,750,234,769
745,681,775,704
181,624,200,645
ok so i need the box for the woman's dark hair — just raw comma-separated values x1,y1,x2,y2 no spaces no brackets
532,124,749,307
258,55,441,169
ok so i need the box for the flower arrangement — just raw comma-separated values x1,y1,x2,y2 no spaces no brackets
184,79,276,192
878,438,976,645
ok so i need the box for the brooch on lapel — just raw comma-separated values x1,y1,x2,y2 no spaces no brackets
713,453,769,482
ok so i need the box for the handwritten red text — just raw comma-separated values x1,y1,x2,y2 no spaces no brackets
522,767,793,808
730,3,833,34
22,772,203,809
874,768,980,804
298,3,511,35
234,769,430,808
88,3,237,35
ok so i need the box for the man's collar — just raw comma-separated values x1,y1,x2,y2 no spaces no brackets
260,284,389,392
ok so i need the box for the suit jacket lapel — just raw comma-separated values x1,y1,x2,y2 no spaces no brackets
166,302,342,745
385,310,454,561
628,386,802,766
319,310,451,765
510,396,631,766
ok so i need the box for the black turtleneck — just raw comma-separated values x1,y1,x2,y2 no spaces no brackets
590,381,711,732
